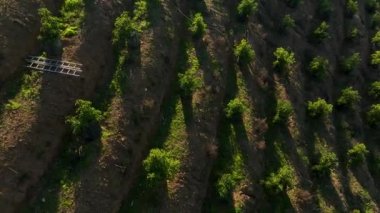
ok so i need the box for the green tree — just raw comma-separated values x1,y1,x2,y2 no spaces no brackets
66,100,103,136
273,47,296,73
336,86,361,108
38,8,62,41
273,100,293,124
341,52,361,73
312,149,338,176
143,149,180,185
346,0,359,16
312,21,330,42
307,98,333,118
372,31,380,46
281,14,296,31
309,56,329,79
189,13,207,38
263,165,294,194
371,50,380,65
347,143,369,165
237,0,258,20
225,98,246,119
367,104,380,126
369,81,380,99
234,39,255,65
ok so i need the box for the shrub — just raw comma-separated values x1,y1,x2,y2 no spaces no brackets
307,98,333,118
234,39,255,65
347,143,369,165
336,86,361,108
273,100,293,124
112,12,135,47
346,27,359,41
189,13,207,38
309,56,329,79
312,149,338,176
66,100,103,136
178,48,202,96
285,0,301,8
225,98,246,119
273,47,296,73
372,31,380,46
263,165,294,194
217,154,245,198
312,21,330,42
371,11,380,29
317,0,332,18
369,81,380,99
341,52,361,73
367,104,380,126
346,0,359,16
237,0,258,20
282,14,296,31
371,51,380,65
366,0,380,12
5,100,21,111
143,149,180,185
38,8,62,41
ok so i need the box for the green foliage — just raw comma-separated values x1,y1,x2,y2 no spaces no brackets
346,27,359,40
273,47,296,73
307,98,333,118
366,0,380,12
367,104,380,126
309,56,329,79
371,31,380,45
312,21,330,42
66,100,103,136
178,47,202,96
61,0,84,28
273,99,293,124
369,81,380,99
217,154,245,198
341,52,361,73
61,26,78,37
5,100,21,111
143,148,180,185
225,98,246,119
346,0,358,16
371,50,380,65
237,0,258,19
133,0,149,28
263,165,294,194
337,86,361,108
20,71,41,99
282,14,296,31
285,0,301,8
347,143,369,165
234,39,255,65
189,13,207,38
371,11,380,29
38,8,62,41
112,12,135,47
317,0,332,18
312,148,338,176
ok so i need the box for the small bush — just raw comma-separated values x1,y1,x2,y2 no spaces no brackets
307,98,333,118
369,81,380,99
366,0,379,12
367,104,380,126
237,0,258,20
371,50,380,65
312,21,330,42
234,39,255,65
217,154,245,198
347,143,369,165
273,100,293,124
143,149,180,185
346,0,359,16
178,48,202,96
225,98,246,119
5,100,21,111
189,13,207,38
372,31,380,46
341,52,361,73
312,149,338,176
282,14,296,31
66,100,103,136
346,27,359,41
371,11,380,29
309,56,329,79
263,165,294,194
317,0,332,18
38,8,62,41
273,47,296,73
336,86,361,108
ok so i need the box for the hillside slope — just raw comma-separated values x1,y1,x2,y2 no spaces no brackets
0,0,379,212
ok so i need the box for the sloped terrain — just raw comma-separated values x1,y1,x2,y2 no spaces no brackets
0,0,379,212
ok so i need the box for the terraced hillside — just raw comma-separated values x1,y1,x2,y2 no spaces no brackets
0,0,379,212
